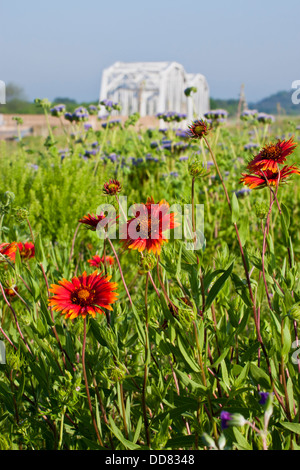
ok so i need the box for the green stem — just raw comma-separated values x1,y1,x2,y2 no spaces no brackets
58,405,66,449
82,317,104,447
93,114,111,176
281,318,292,421
142,273,151,448
193,321,218,442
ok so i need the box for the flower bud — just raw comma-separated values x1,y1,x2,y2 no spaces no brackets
187,119,210,139
139,253,157,274
220,411,246,430
13,207,29,223
103,179,122,196
288,303,300,322
254,201,269,220
188,160,210,178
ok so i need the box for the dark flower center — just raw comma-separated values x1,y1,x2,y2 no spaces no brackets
72,287,95,306
260,144,281,161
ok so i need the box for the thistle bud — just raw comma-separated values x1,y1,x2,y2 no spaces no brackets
13,207,29,223
254,201,269,220
184,86,198,97
138,253,157,274
188,160,210,178
288,303,300,322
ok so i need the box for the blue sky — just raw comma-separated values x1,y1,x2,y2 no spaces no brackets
1,0,299,103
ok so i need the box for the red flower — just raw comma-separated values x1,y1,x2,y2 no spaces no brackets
0,242,17,262
187,119,210,139
240,165,300,189
16,242,35,260
5,286,18,298
247,137,297,173
79,212,118,232
121,196,178,255
0,242,34,262
49,271,118,319
88,255,114,268
103,179,122,196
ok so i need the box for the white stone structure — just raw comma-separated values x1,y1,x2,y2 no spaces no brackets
98,61,209,121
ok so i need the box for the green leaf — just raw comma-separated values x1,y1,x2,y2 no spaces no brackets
249,363,271,389
34,233,48,269
233,428,252,450
282,316,292,358
209,348,230,368
133,416,143,444
233,362,250,388
221,360,230,390
205,262,234,311
280,422,300,435
108,415,141,450
238,216,249,246
177,334,200,373
176,243,183,278
14,248,22,275
280,203,290,245
175,369,207,392
281,203,290,228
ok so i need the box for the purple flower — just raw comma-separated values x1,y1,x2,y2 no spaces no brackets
257,113,275,124
64,112,74,122
244,142,259,151
84,123,93,131
73,107,89,122
176,129,189,139
50,104,66,117
100,99,121,112
101,119,121,129
88,105,98,115
259,392,270,405
234,187,251,197
84,149,97,157
240,109,258,121
131,157,144,166
220,411,233,430
156,111,187,122
150,141,159,149
146,154,159,162
205,109,228,120
174,141,188,152
100,99,114,108
107,153,119,163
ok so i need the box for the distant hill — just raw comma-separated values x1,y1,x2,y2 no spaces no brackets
249,90,300,116
211,90,300,117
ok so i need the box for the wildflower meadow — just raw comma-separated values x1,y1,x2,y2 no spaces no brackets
1,98,300,452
